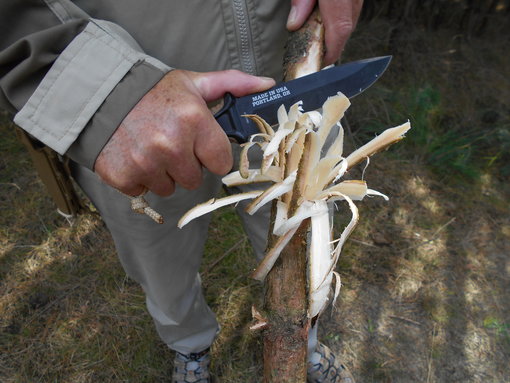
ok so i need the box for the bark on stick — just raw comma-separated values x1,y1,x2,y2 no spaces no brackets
262,7,324,383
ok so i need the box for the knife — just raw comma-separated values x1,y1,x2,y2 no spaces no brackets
214,56,391,143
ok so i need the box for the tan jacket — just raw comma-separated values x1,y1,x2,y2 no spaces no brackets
0,0,290,169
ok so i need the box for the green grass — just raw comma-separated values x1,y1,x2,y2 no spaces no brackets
358,83,504,181
483,317,510,340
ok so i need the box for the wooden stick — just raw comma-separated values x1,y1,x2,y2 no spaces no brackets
262,7,325,383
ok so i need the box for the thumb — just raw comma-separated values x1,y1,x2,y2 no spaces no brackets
189,70,275,102
287,0,317,31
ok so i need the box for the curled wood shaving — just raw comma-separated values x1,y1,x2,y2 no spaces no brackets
178,92,410,318
178,191,263,228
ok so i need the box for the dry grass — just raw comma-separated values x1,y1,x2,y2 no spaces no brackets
328,158,509,382
1,15,509,383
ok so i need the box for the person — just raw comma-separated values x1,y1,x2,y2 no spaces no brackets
0,1,362,381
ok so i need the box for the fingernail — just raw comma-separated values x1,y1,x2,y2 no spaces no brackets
287,6,297,28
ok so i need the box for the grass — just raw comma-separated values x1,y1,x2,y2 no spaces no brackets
2,14,510,383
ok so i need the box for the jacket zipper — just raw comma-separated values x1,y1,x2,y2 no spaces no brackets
232,0,257,75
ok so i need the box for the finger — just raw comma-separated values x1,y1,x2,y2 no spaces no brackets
99,172,148,197
190,70,276,102
112,166,171,197
194,112,233,176
286,0,318,31
135,130,203,192
319,0,355,65
95,150,148,197
159,91,231,181
165,150,204,190
352,0,363,28
118,183,149,197
145,173,176,197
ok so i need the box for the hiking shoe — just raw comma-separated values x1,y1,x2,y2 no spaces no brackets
307,343,355,383
172,348,212,383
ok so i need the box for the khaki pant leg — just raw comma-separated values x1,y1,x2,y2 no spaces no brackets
70,161,222,354
225,145,270,260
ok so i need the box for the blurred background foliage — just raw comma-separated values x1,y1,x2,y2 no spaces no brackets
362,0,509,36
345,0,510,180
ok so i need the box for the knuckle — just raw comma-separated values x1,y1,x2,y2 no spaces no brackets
174,102,207,127
132,151,158,175
150,132,173,154
332,19,354,37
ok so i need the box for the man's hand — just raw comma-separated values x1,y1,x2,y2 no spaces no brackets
94,70,275,197
286,0,363,66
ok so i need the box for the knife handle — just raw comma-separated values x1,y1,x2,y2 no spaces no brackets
214,93,246,143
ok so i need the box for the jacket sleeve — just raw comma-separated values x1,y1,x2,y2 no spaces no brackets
0,0,171,169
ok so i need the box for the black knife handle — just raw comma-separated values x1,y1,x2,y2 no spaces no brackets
214,93,246,143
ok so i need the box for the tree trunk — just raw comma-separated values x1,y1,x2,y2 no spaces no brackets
262,7,324,383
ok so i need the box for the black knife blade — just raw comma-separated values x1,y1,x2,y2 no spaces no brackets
214,56,391,143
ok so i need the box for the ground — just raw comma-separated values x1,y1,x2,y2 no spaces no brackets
1,15,509,383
